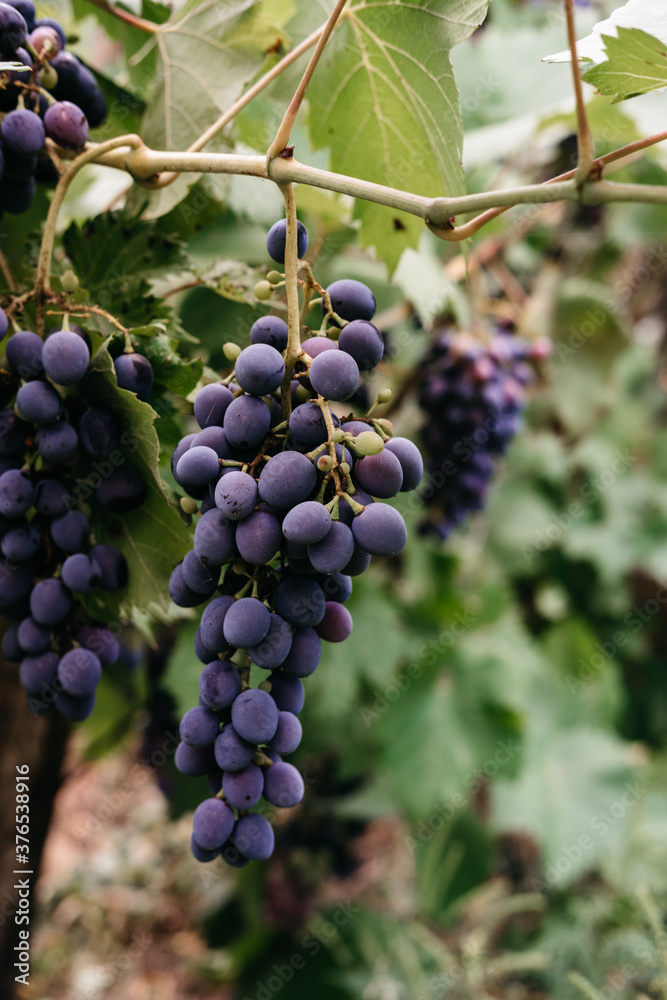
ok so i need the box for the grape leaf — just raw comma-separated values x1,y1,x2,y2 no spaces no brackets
544,0,667,64
582,28,667,102
79,341,192,622
128,0,290,219
302,0,489,272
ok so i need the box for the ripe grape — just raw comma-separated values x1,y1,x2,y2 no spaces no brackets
42,329,90,386
180,706,220,747
78,409,120,458
257,450,316,508
0,2,28,54
194,509,236,565
268,711,302,754
89,544,128,590
235,344,285,396
273,576,325,628
223,763,263,809
61,553,101,592
247,612,292,669
280,626,321,677
223,597,271,648
316,601,353,643
199,595,235,654
385,437,424,491
35,421,78,462
266,218,309,264
263,760,304,808
338,319,384,370
34,479,69,517
232,813,274,861
43,100,88,149
307,520,354,574
176,445,220,486
5,330,43,379
231,687,278,744
351,504,407,557
194,383,233,428
2,521,40,561
57,647,101,697
181,549,220,595
17,616,50,654
192,798,235,850
250,315,288,352
19,651,58,694
235,510,281,565
16,381,63,424
175,741,215,777
282,500,331,545
2,108,45,158
54,690,95,722
199,659,240,710
114,353,153,401
0,469,35,517
75,625,119,666
96,468,147,511
325,279,376,323
214,725,256,771
213,469,257,520
308,350,359,402
268,672,305,714
2,622,22,660
353,449,404,498
223,394,271,449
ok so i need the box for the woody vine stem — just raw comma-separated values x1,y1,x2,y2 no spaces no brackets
29,0,667,321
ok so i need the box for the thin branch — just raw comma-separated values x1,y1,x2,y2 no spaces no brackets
34,134,143,335
0,250,17,292
152,23,330,190
565,0,594,185
279,184,301,421
84,0,158,33
267,0,349,162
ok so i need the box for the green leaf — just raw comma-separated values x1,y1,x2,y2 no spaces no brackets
79,341,193,620
583,28,667,102
304,0,489,271
129,0,288,218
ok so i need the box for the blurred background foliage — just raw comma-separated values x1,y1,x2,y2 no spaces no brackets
17,0,667,998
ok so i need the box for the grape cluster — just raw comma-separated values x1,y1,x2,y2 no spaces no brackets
0,314,154,721
0,0,106,217
416,326,549,539
171,219,423,868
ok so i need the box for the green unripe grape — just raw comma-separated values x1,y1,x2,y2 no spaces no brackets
296,384,312,403
267,271,282,285
374,418,394,436
254,280,273,301
180,497,198,514
377,388,392,404
352,431,385,456
61,269,79,293
330,428,345,443
259,679,272,693
339,461,351,476
223,342,242,362
317,454,334,473
41,64,58,90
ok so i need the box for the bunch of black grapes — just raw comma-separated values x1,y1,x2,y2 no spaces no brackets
0,311,154,721
416,325,550,539
169,218,423,868
0,0,107,216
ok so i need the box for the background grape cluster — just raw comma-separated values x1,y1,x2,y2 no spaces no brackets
0,0,106,217
416,326,550,539
170,219,423,868
0,312,153,721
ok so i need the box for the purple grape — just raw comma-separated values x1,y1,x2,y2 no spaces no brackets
54,690,96,722
61,553,100,593
316,602,353,643
78,409,120,458
214,469,257,520
177,446,220,486
301,337,337,360
43,100,88,149
19,650,58,694
257,450,316,508
223,598,270,648
0,1,29,50
341,544,371,576
114,353,153,400
250,315,288,351
34,479,70,517
235,344,285,396
232,813,274,861
181,549,220,596
57,647,101,697
235,510,281,565
96,468,146,511
175,741,215,777
194,383,234,428
180,706,220,747
307,520,354,574
199,595,235,654
0,469,35,517
268,711,302,754
279,627,321,677
320,572,352,604
1,108,43,157
351,504,407,557
1,521,40,561
338,319,384,370
247,613,292,669
273,576,324,628
231,687,278,744
288,402,330,447
353,450,403,498
309,350,359,402
16,381,63,424
199,659,240,710
223,762,263,809
385,437,423,491
263,760,304,807
168,562,205,608
268,672,305,714
192,797,235,850
193,426,232,460
220,839,249,867
0,410,28,456
17,617,50,655
41,329,89,385
194,509,236,566
6,330,43,379
282,500,331,545
325,279,376,323
223,395,271,449
266,218,309,264
89,544,127,590
190,834,220,863
35,421,78,462
74,625,119,666
50,510,89,553
214,725,255,771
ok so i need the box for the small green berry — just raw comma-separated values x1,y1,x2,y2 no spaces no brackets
223,342,242,362
352,431,385,456
180,497,198,514
377,388,392,404
254,280,273,301
317,454,334,473
62,269,79,293
267,271,283,285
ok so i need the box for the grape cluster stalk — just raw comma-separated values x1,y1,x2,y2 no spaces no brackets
0,0,107,217
0,309,154,721
416,326,550,539
170,219,424,867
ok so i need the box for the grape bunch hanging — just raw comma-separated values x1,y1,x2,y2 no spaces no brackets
0,0,106,216
417,326,549,539
0,310,153,721
170,218,423,868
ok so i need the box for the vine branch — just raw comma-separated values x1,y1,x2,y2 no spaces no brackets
279,183,301,422
267,0,349,162
565,0,594,185
84,0,158,33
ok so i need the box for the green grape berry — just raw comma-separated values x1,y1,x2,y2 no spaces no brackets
267,271,282,285
254,281,273,301
352,431,385,456
317,454,334,473
223,342,242,362
61,269,79,293
180,497,198,515
377,388,392,404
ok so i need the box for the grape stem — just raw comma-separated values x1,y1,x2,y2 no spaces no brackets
34,134,143,336
83,0,159,33
278,183,301,421
266,0,350,163
565,0,594,186
314,395,342,495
